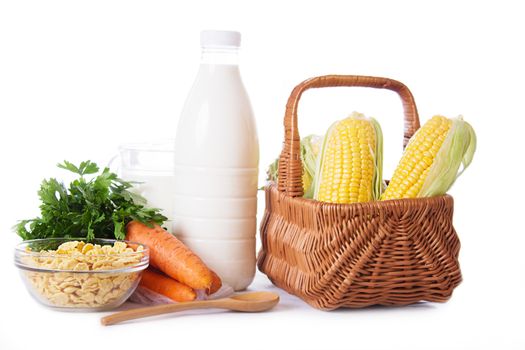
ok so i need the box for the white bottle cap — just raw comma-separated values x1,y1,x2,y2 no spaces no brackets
200,30,241,48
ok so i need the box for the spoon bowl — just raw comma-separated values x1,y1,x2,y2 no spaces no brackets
230,291,277,302
222,291,280,312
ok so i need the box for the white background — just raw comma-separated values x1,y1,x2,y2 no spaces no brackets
1,0,524,349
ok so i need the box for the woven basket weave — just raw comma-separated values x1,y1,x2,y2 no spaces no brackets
257,75,462,310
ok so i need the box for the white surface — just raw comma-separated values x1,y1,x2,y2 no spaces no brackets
0,0,524,349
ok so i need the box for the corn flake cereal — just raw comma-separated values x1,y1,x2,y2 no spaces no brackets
23,241,145,309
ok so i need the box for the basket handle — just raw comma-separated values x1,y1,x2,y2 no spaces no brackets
278,75,420,197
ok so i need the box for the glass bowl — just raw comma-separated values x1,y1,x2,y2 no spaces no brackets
14,238,149,311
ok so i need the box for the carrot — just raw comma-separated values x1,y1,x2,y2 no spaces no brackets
208,270,222,295
140,268,196,302
126,221,213,290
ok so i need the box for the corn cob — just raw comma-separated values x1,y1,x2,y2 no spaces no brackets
312,112,383,203
381,115,476,200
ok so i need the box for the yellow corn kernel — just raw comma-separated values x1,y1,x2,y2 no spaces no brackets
314,113,381,204
381,116,452,200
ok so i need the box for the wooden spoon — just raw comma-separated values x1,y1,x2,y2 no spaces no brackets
101,291,280,326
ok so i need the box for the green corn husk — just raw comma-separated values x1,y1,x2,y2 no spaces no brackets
418,116,477,197
370,116,384,200
266,158,279,183
301,134,322,198
266,135,322,198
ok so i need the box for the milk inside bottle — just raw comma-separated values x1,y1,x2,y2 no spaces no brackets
173,31,259,291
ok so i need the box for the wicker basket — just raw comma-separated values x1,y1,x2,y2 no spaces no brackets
257,75,462,310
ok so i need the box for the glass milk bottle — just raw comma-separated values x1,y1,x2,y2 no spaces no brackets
173,31,259,291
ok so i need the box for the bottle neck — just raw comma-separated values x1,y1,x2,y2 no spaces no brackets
200,47,239,66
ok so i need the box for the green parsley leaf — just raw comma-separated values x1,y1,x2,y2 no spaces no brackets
14,160,167,241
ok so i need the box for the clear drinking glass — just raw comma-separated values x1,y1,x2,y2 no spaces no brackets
111,140,175,231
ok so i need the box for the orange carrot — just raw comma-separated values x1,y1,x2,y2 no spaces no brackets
140,268,196,302
126,221,213,290
208,270,222,295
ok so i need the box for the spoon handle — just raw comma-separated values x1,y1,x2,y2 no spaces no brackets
101,299,223,326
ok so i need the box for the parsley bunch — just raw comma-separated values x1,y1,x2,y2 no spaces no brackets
15,160,167,241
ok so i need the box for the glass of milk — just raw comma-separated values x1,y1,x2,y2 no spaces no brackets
111,141,175,230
